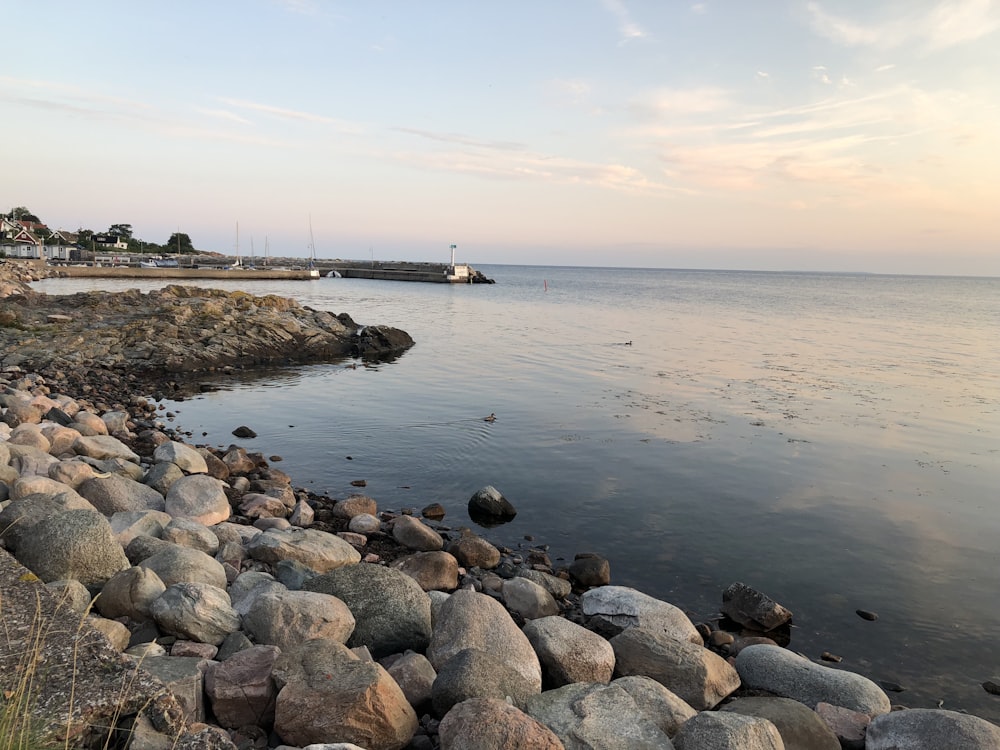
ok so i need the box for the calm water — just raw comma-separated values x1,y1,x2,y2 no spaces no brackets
35,266,1000,720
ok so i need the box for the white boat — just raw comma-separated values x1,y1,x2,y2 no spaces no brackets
326,270,342,278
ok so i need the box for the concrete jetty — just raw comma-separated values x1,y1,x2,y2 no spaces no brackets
54,265,320,281
318,260,494,283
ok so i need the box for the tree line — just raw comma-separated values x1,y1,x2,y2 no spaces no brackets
3,206,196,255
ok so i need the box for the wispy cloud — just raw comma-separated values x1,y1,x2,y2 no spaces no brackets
197,108,252,125
629,86,732,119
601,0,648,44
219,98,363,133
393,127,526,152
806,0,1000,51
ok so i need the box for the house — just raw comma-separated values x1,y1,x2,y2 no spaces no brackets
93,234,128,251
1,226,42,258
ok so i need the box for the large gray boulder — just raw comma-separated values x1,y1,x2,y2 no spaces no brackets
673,711,784,750
611,626,739,710
523,615,615,686
439,697,565,750
866,708,1000,749
242,589,355,650
272,638,417,750
721,582,793,631
161,518,219,555
432,647,539,716
427,589,542,691
229,571,286,617
245,527,361,573
153,441,209,474
503,576,559,620
136,542,228,590
96,565,167,620
15,508,130,585
150,582,241,645
72,434,140,463
0,491,96,553
582,586,701,644
735,644,890,717
721,696,839,749
164,474,231,526
614,676,696,738
303,563,432,658
78,473,166,515
526,681,674,749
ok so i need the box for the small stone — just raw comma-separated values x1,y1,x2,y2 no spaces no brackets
232,425,257,438
856,609,878,621
983,680,1000,696
821,651,843,663
350,479,367,487
878,680,905,693
422,503,446,520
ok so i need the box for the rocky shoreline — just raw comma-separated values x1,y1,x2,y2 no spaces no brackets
1,259,998,749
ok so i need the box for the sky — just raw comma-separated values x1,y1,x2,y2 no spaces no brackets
3,1,999,275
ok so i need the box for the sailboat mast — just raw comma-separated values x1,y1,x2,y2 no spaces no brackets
236,222,241,267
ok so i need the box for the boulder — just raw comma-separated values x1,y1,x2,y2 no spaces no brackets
568,554,611,588
611,626,740,710
150,582,241,646
468,485,516,521
439,697,565,750
503,576,559,620
77,473,166,515
735,644,890,717
272,639,417,750
613,675,696,738
303,563,432,659
721,696,839,749
448,533,501,569
205,644,281,730
523,615,615,687
348,512,380,534
517,568,573,600
161,517,220,555
109,509,173,548
673,711,784,750
721,582,793,631
866,708,1000,749
96,565,167,620
581,586,701,644
243,589,355,650
72,434,139,463
432,647,539,716
526,681,674,749
245,527,361,573
333,494,378,520
164,474,231,526
15,508,130,585
391,514,444,551
383,651,437,708
427,589,542,692
392,550,460,591
137,543,228,590
153,441,209,474
143,460,185,496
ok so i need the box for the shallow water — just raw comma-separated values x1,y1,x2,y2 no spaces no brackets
34,266,1000,720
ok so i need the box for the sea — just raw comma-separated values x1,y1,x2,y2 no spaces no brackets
34,265,1000,721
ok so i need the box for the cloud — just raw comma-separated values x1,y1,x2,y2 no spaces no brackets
393,127,526,152
630,87,732,119
601,0,648,44
756,71,770,79
197,108,252,125
219,98,363,133
691,3,709,14
806,0,1000,51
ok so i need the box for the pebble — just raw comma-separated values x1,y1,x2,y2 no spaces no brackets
856,609,879,621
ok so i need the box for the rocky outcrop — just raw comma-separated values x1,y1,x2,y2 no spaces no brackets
0,277,414,399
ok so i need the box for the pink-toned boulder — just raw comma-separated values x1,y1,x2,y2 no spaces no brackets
205,645,281,729
439,697,564,750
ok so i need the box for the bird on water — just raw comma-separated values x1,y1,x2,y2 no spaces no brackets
483,413,497,423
